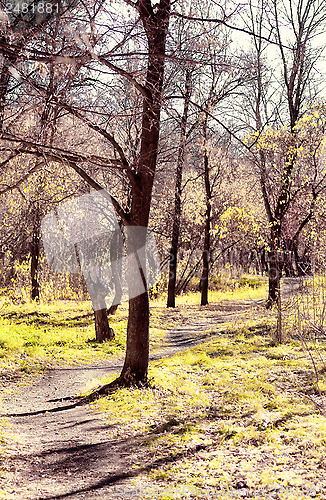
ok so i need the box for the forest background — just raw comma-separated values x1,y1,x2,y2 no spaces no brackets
1,0,326,386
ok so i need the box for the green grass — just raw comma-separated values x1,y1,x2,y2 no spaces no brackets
0,300,129,375
0,275,269,377
173,280,268,305
94,330,326,499
0,277,326,498
149,274,268,308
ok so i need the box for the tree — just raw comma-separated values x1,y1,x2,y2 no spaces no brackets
167,68,192,307
1,0,172,386
239,0,326,307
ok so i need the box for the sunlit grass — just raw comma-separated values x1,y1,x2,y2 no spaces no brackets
0,275,272,377
152,275,268,307
0,300,129,374
176,285,268,305
94,330,326,498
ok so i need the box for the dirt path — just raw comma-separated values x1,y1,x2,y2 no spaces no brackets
0,299,270,500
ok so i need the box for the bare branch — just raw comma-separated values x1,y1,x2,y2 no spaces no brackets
0,160,44,195
62,161,130,225
2,133,126,171
99,58,152,101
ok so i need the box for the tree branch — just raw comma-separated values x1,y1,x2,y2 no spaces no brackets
99,58,152,101
0,160,44,195
2,133,126,171
63,160,130,225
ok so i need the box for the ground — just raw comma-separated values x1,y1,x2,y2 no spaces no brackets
1,282,326,499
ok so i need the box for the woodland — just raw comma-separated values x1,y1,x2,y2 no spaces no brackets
1,0,326,498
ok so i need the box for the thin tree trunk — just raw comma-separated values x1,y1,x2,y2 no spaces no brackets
276,253,282,343
94,308,114,342
31,208,40,301
266,222,280,308
200,115,212,306
72,231,115,343
201,214,210,305
108,226,123,315
0,63,11,134
167,69,191,308
73,237,113,342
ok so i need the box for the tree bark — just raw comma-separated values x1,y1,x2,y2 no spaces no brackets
167,69,191,308
30,211,40,301
0,63,11,134
117,0,170,385
94,308,115,342
108,226,123,315
266,220,281,308
200,115,212,306
120,292,149,384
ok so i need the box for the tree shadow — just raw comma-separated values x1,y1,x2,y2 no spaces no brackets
35,441,208,500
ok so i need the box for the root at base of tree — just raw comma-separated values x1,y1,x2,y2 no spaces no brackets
75,373,149,404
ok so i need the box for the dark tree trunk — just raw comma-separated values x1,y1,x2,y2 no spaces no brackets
117,0,170,386
120,292,149,384
0,63,11,133
200,116,211,306
265,139,296,308
267,252,278,303
266,222,281,308
94,308,114,342
167,69,191,308
201,205,211,306
31,208,40,301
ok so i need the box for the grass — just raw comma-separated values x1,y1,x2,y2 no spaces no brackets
93,330,326,499
4,275,325,498
0,300,129,376
172,276,268,305
0,275,269,378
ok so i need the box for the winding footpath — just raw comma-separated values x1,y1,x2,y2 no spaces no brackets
0,299,269,499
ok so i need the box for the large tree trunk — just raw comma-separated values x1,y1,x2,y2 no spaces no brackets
120,292,149,384
167,69,191,308
117,0,170,386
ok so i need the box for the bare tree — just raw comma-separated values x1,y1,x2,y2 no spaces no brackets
240,0,326,307
167,68,192,307
1,0,171,386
